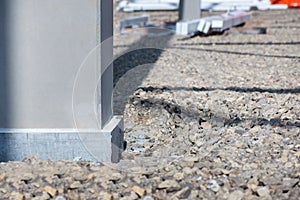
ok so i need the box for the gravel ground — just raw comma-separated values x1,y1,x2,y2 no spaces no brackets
1,9,300,200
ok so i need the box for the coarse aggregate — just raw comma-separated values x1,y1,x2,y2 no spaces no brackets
1,8,300,200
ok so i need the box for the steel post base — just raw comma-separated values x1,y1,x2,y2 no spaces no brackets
0,116,124,163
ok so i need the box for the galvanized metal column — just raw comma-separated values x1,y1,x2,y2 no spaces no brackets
179,0,201,21
0,0,124,162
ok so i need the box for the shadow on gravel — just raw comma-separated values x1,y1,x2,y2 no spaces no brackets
113,48,164,86
170,46,300,60
134,94,300,129
137,86,300,94
113,34,173,115
134,86,300,128
115,43,300,59
116,40,300,47
177,41,300,46
270,25,300,29
226,117,300,128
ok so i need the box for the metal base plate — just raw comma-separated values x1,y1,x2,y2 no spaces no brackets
0,116,124,163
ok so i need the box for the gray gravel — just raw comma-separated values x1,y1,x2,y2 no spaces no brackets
1,9,300,200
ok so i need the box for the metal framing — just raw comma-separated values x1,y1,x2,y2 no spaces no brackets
176,11,252,35
119,15,150,33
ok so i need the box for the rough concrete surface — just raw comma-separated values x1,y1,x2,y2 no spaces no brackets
0,9,300,199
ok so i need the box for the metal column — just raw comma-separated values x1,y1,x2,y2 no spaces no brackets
179,0,201,21
0,0,124,162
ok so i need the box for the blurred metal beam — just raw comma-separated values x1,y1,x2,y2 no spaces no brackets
120,15,150,33
177,11,251,35
179,0,201,21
